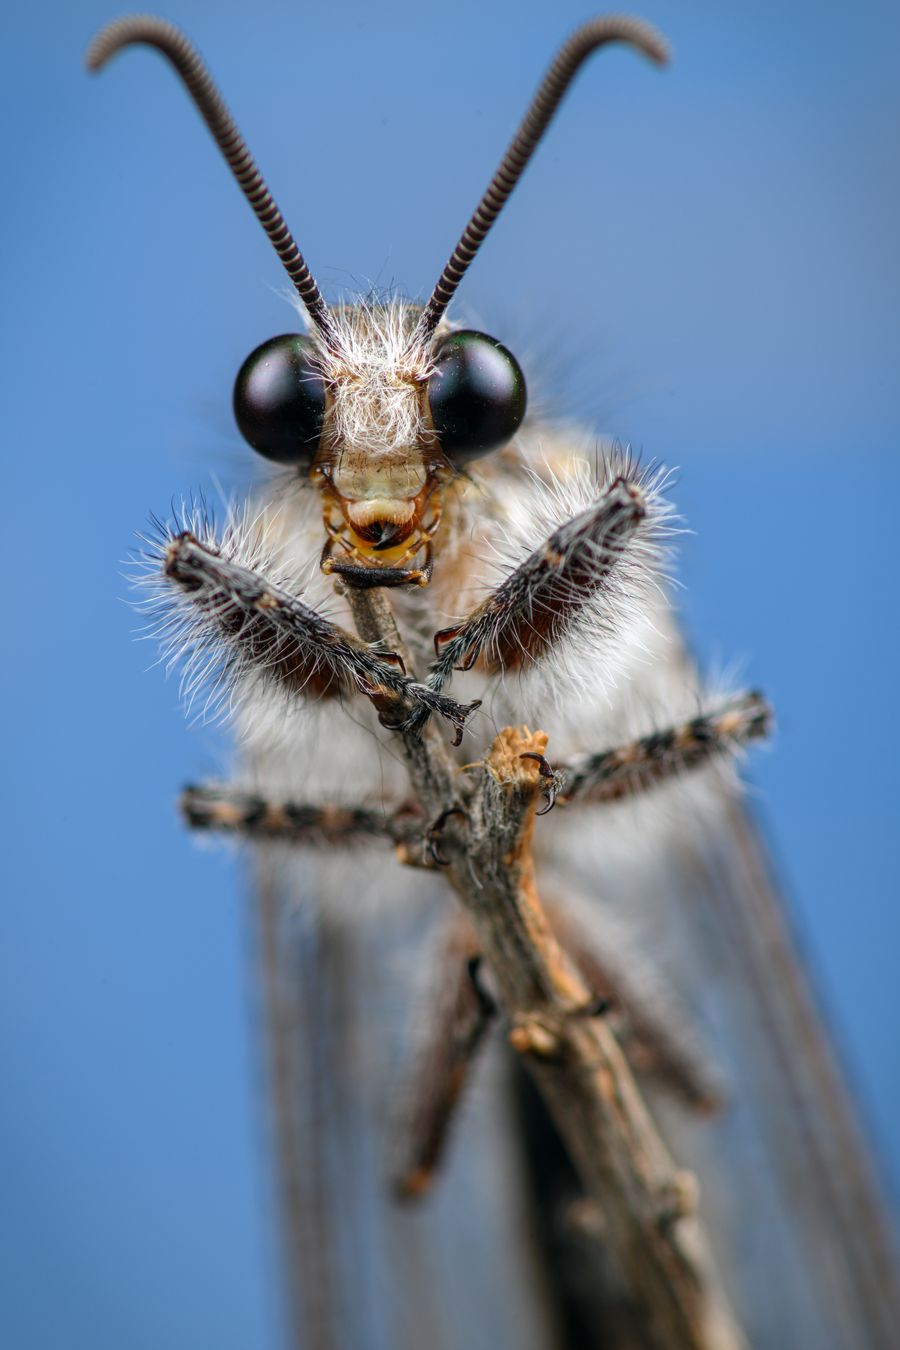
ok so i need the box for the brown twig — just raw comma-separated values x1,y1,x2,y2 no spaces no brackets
544,900,726,1115
344,586,746,1350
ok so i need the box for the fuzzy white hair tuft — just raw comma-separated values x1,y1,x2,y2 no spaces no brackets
307,297,439,456
131,498,327,728
467,444,680,719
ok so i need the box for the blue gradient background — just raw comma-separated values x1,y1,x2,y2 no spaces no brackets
2,2,898,1346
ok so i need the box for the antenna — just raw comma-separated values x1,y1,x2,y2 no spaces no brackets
415,15,668,345
87,16,338,347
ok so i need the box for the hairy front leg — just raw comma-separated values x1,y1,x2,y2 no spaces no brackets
147,521,478,740
428,466,654,690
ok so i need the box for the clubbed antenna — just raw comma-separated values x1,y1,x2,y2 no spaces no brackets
414,15,669,345
87,15,337,348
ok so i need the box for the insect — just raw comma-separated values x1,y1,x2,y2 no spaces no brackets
90,13,899,1349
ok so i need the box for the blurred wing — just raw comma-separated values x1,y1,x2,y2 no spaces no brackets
541,627,900,1350
640,784,900,1349
252,850,561,1350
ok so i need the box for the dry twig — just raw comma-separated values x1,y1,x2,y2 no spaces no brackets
343,585,746,1350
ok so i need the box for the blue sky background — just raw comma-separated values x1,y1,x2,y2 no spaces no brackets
2,1,898,1346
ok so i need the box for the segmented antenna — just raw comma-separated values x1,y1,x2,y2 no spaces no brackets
86,15,337,348
415,15,669,344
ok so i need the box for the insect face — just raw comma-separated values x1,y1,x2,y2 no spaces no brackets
299,304,453,589
234,313,528,587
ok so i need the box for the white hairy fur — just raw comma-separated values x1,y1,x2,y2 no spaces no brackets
134,499,323,727
314,298,436,457
457,438,679,721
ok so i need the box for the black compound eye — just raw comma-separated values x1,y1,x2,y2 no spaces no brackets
233,334,326,465
427,330,526,461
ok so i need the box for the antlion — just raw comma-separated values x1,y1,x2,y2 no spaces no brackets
89,14,899,1349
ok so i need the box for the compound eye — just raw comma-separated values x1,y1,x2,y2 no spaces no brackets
233,334,326,465
427,330,526,462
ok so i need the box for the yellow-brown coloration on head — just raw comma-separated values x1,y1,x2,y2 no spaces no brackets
308,302,455,586
315,465,448,586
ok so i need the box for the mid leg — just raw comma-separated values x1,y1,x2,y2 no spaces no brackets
390,913,497,1200
557,693,772,806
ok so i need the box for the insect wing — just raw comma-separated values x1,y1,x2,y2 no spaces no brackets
551,692,900,1348
253,850,558,1350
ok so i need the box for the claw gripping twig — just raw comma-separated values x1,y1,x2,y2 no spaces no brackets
162,530,479,739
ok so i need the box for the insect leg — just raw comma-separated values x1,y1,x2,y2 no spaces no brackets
556,692,772,806
429,475,647,689
180,784,416,848
390,915,497,1201
159,529,477,737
